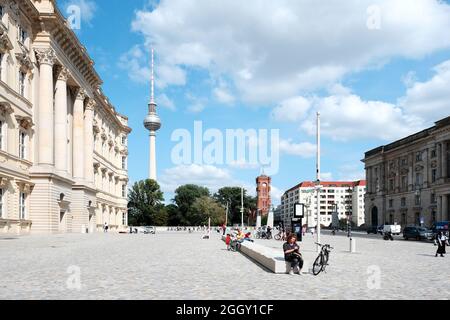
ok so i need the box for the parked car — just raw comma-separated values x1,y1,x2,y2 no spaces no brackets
431,221,449,236
144,226,156,234
403,226,433,240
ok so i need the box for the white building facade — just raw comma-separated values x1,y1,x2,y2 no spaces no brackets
0,0,131,234
280,181,366,230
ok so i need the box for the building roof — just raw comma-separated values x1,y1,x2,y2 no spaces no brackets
364,115,450,160
283,180,366,195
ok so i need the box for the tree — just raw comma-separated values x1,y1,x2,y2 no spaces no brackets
166,204,182,226
153,205,168,226
173,184,210,225
127,179,164,226
214,187,256,225
190,196,225,226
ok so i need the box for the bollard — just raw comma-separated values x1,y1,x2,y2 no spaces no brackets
350,238,356,253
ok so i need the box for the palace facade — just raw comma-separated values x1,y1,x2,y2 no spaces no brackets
0,0,131,234
363,116,450,228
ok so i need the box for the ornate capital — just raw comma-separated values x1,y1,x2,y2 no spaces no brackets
93,162,101,170
35,48,57,66
0,177,9,188
0,102,14,115
15,115,34,130
86,99,97,111
17,182,33,194
75,88,86,101
56,66,70,82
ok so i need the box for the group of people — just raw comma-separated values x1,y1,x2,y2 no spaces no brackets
225,229,254,250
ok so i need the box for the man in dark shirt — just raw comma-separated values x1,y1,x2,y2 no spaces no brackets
283,234,303,275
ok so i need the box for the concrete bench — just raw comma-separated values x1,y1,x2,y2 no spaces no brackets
222,236,306,273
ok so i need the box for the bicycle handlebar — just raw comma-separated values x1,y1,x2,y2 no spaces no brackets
314,243,334,250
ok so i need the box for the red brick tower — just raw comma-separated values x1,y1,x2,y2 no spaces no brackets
256,175,271,217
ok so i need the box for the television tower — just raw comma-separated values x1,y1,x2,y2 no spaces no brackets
143,48,162,180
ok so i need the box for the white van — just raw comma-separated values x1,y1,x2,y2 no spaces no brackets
383,224,401,235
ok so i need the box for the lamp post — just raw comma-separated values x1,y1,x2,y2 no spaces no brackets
241,186,244,230
315,112,322,253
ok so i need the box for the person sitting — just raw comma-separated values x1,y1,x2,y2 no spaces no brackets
283,234,304,275
243,232,254,242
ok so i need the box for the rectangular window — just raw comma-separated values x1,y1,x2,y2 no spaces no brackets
122,212,127,225
431,149,437,158
415,173,422,187
19,71,25,96
389,199,393,208
122,136,126,145
401,197,406,207
19,26,27,44
19,131,26,159
432,169,437,183
0,6,4,18
416,152,422,162
122,157,126,169
431,193,436,204
415,194,421,206
389,179,394,191
19,192,26,219
401,176,408,190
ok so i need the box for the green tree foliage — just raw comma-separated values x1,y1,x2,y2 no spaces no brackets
190,196,225,226
127,179,164,226
214,187,256,225
173,184,210,225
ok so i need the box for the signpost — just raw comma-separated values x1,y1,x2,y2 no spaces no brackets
293,203,305,241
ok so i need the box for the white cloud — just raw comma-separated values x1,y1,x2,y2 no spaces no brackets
118,45,186,89
272,96,311,123
279,139,316,158
213,87,235,105
321,172,334,181
158,93,176,111
400,60,450,124
127,0,450,104
159,164,254,196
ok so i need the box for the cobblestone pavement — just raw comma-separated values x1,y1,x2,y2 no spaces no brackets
0,231,449,300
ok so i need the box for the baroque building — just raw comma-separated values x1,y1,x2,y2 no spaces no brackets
363,116,450,229
0,0,131,234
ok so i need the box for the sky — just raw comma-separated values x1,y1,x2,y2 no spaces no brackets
60,0,450,205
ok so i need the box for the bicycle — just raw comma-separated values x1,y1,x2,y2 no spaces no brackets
312,243,333,275
274,230,286,241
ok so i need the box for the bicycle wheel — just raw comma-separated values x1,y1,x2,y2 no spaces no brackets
312,255,323,275
323,251,329,266
274,234,281,241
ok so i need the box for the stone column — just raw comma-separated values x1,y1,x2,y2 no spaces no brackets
442,142,448,179
54,66,70,173
84,99,96,185
443,195,448,221
35,48,57,165
73,89,86,180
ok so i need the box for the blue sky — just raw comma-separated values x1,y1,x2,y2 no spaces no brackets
61,0,450,204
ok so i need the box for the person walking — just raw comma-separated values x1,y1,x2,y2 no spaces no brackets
283,234,304,275
435,231,448,257
104,222,109,233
